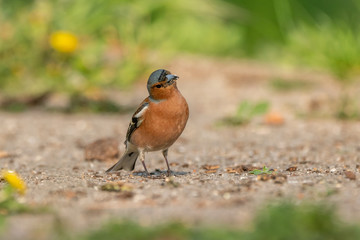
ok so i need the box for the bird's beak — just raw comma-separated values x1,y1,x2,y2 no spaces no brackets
166,74,179,83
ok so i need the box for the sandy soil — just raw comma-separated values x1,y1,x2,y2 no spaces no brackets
1,56,360,239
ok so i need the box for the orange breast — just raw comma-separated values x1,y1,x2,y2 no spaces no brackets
130,91,189,151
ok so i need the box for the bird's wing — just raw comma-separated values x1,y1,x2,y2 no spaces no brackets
125,99,149,143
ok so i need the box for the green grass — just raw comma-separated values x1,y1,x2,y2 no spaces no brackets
0,183,35,215
245,202,360,240
75,202,360,240
0,171,48,216
219,100,270,126
270,78,314,92
79,222,243,240
336,95,360,120
0,0,242,96
2,0,360,119
64,95,133,114
280,23,360,119
225,0,360,57
280,24,360,83
1,200,360,239
267,22,360,120
0,102,28,112
0,215,5,235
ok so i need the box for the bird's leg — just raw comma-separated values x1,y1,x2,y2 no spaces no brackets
162,149,171,176
139,150,149,176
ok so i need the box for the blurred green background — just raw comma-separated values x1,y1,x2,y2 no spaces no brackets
1,0,360,96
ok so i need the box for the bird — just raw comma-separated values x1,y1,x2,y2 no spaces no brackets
106,69,189,176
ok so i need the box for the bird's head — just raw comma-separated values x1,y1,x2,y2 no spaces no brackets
147,69,179,100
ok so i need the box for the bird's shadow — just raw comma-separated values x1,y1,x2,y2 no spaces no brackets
132,169,190,178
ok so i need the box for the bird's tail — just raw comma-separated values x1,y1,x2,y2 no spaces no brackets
105,150,139,173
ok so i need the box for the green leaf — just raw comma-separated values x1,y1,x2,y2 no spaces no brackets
249,166,273,175
251,102,270,116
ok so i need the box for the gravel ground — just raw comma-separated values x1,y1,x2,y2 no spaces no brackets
1,57,360,239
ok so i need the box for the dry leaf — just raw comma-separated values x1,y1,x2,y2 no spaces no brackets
205,170,218,174
344,171,356,180
51,189,85,200
312,168,322,173
202,164,220,170
242,165,262,171
0,151,10,159
257,174,272,181
226,165,262,174
273,174,287,184
63,190,77,199
257,173,287,184
264,112,284,125
286,166,297,172
226,166,244,174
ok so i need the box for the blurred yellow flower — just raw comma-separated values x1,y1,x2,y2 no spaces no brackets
1,170,26,195
50,31,78,53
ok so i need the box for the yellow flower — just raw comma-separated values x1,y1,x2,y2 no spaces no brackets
1,170,26,195
49,31,78,53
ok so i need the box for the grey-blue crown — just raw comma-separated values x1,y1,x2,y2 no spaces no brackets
147,69,169,91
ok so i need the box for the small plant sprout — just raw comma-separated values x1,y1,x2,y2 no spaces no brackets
249,166,274,175
219,100,270,126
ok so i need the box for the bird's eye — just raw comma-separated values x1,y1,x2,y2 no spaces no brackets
155,84,161,88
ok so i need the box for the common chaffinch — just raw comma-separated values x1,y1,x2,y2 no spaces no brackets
106,69,189,176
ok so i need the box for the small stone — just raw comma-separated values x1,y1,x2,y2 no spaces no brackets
223,192,231,200
84,138,120,162
182,163,190,168
165,176,180,188
273,174,287,184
